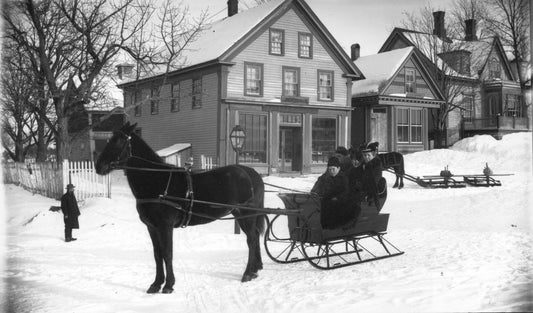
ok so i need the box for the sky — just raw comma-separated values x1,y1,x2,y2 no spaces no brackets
182,0,457,57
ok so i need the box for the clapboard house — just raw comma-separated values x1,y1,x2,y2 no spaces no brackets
119,0,363,174
350,46,445,153
379,12,530,146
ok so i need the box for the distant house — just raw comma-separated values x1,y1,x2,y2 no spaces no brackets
379,12,530,146
350,46,445,153
118,0,363,174
69,107,125,161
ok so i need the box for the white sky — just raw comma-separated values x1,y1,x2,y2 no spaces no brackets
183,0,457,57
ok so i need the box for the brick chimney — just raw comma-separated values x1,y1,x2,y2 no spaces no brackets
465,19,478,41
228,0,238,17
351,43,360,61
432,11,446,39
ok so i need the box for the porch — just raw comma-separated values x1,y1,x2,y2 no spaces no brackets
462,115,530,139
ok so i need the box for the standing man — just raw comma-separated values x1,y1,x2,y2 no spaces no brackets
61,183,80,242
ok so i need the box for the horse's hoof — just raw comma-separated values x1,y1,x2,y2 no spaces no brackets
162,287,174,294
146,285,161,294
241,272,258,282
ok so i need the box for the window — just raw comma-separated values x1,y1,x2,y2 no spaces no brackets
244,62,263,96
312,117,336,164
171,83,180,112
462,95,474,122
504,94,522,117
238,113,267,163
397,108,423,143
192,78,202,108
269,28,284,55
318,70,333,101
489,58,501,79
410,109,422,143
397,108,409,142
150,87,159,115
134,90,142,117
283,67,300,97
298,32,312,58
405,68,416,93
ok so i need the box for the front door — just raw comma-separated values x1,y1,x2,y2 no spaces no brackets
279,127,302,172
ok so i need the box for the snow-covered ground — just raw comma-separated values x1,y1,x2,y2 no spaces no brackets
2,133,532,313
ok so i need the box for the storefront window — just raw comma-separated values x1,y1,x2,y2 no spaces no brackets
238,113,267,163
312,117,336,163
397,108,422,143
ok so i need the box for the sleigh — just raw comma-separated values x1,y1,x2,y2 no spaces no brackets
264,188,404,270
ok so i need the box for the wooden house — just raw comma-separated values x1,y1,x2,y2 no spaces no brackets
118,0,363,174
379,13,530,146
350,46,445,153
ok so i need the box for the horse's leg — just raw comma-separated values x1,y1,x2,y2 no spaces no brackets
254,215,264,271
236,214,261,282
146,226,165,293
392,168,399,188
160,226,175,294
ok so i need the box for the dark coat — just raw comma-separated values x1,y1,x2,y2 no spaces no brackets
361,156,383,203
311,171,359,229
61,192,80,229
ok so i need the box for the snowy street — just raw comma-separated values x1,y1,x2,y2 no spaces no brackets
2,133,532,313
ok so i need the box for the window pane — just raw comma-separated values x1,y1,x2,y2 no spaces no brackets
299,33,311,58
270,30,283,55
318,72,332,100
192,78,202,108
283,69,299,96
410,109,422,143
171,83,180,112
397,108,409,142
312,118,336,164
245,64,262,96
238,114,267,163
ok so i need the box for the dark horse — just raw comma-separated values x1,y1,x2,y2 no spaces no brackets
95,122,266,293
350,144,405,189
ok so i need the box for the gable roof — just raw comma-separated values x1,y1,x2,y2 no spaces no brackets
120,0,363,86
352,47,414,97
352,46,443,100
379,27,516,81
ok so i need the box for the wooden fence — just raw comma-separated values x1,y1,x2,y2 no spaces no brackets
62,160,111,200
2,160,110,200
200,155,218,170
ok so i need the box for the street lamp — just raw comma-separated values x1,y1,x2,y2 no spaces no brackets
229,125,246,234
229,125,246,165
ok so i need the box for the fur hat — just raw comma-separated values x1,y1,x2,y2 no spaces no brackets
361,142,379,153
327,156,341,167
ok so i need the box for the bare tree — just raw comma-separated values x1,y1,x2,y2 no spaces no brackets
450,0,491,40
485,0,530,91
2,0,157,163
400,5,475,147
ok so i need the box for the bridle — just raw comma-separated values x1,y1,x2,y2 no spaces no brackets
109,130,132,170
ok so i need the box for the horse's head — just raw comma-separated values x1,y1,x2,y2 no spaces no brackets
95,122,137,175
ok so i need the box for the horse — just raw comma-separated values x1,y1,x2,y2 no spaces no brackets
95,122,266,293
349,145,405,189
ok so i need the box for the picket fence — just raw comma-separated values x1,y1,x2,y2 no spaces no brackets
200,155,218,170
2,160,110,201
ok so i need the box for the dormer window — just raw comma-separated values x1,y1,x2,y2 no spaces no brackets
405,68,416,93
298,32,312,58
489,58,501,79
269,28,284,55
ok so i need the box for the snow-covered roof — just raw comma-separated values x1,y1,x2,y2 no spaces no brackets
181,0,286,67
156,143,191,157
352,47,414,97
